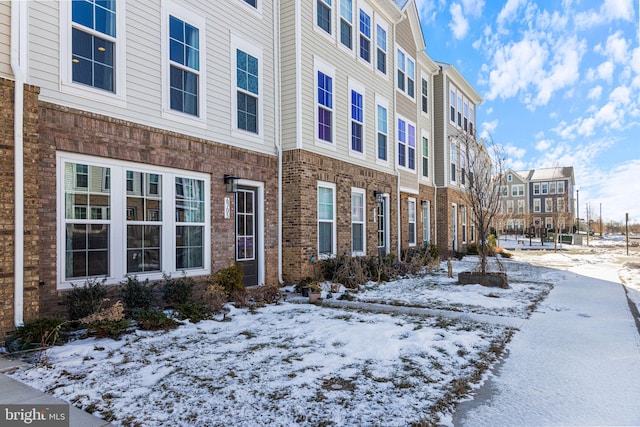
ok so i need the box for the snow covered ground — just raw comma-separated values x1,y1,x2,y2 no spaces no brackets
6,236,640,426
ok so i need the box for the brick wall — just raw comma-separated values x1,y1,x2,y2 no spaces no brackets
281,150,399,283
0,78,41,338
33,102,278,319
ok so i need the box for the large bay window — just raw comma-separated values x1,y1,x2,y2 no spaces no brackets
58,154,210,287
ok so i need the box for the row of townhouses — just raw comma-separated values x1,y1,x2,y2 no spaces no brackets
495,167,576,236
1,0,484,333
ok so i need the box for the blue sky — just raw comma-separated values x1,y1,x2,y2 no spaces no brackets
415,0,640,223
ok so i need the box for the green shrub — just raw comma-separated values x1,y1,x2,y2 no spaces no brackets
176,301,211,323
12,317,68,350
131,307,179,331
120,276,155,315
161,273,195,307
66,278,108,320
86,319,131,339
208,264,244,296
466,243,479,255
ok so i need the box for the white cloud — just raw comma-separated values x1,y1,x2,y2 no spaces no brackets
415,0,439,23
535,140,552,151
481,119,498,139
461,0,485,18
596,61,614,82
449,3,470,39
534,36,584,106
587,86,603,100
574,0,634,28
609,85,631,105
505,144,527,159
588,159,640,221
496,0,526,26
605,31,630,63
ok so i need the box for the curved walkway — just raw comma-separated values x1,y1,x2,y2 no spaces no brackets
452,261,640,426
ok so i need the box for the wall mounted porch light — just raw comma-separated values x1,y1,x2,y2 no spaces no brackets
373,191,384,204
224,174,239,193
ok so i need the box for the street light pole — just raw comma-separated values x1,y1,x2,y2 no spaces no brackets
576,189,579,233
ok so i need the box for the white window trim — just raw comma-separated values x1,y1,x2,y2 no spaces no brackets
408,197,416,246
239,0,262,17
351,187,366,256
397,114,416,173
338,0,355,55
348,78,366,158
461,205,467,244
422,200,431,244
420,71,429,117
545,198,553,213
420,129,430,181
375,95,390,167
375,19,389,79
230,34,264,143
533,198,541,213
314,0,335,41
396,45,415,100
450,86,457,124
161,1,207,127
533,183,540,195
314,57,337,149
317,181,337,259
56,152,211,289
357,3,373,68
59,0,127,108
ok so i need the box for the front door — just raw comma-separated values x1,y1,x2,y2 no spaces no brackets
236,186,258,286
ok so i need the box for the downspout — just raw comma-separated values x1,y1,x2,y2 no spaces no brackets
273,0,283,284
11,0,27,327
393,24,401,260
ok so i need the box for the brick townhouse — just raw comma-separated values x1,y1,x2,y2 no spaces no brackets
0,0,484,334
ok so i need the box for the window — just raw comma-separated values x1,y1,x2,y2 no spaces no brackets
317,70,333,143
463,99,469,131
351,189,365,255
557,181,565,193
507,173,513,182
71,0,116,92
533,198,541,213
339,0,353,49
511,184,524,196
376,24,387,73
533,183,540,195
545,217,553,229
557,198,565,212
397,118,415,170
59,154,210,286
507,200,514,214
545,198,553,212
318,183,335,257
500,186,508,197
461,206,467,243
243,0,257,7
317,0,332,34
377,104,388,161
236,49,259,133
450,142,457,182
457,93,463,127
541,183,548,194
460,153,466,185
408,198,416,246
422,201,431,243
350,88,364,153
358,10,371,62
421,78,428,114
397,49,414,97
549,182,556,194
518,200,525,213
169,15,200,116
469,104,474,135
450,87,456,122
422,136,429,178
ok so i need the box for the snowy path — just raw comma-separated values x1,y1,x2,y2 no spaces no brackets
452,261,640,426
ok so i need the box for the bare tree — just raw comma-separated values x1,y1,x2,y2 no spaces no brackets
458,131,505,275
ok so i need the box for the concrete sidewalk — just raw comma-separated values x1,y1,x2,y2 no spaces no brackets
0,357,112,426
452,261,640,426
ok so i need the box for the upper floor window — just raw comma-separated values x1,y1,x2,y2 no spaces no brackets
398,118,415,170
549,182,556,194
457,92,463,127
422,136,429,178
359,10,371,62
450,87,456,123
376,25,387,74
421,78,428,114
317,70,333,143
169,15,200,116
317,0,332,34
339,0,353,49
557,181,565,193
377,104,388,161
397,49,414,97
350,89,364,153
450,142,457,182
71,0,116,92
545,198,553,212
533,183,540,195
541,183,548,194
243,0,257,7
507,173,513,182
463,99,469,131
512,184,524,196
469,104,474,135
236,49,259,133
533,198,541,212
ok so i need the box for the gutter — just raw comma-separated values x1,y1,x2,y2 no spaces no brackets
10,0,27,327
